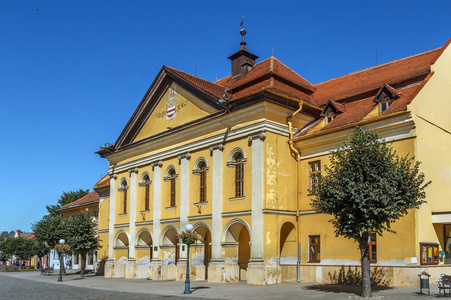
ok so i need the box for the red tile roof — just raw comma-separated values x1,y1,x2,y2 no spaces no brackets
58,191,99,211
164,66,225,99
94,175,110,189
313,48,442,106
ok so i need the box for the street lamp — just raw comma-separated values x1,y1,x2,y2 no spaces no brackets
183,223,194,294
57,239,65,282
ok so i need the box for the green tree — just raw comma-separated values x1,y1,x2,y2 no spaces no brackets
31,239,50,268
0,239,12,270
46,189,89,215
310,127,430,298
32,214,68,275
66,212,101,277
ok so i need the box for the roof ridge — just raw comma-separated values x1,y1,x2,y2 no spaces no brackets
315,47,441,86
165,66,224,89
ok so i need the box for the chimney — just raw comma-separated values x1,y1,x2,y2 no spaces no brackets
228,28,258,78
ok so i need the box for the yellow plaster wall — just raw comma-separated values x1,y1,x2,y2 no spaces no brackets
160,157,181,220
97,232,109,261
263,214,297,262
115,171,131,225
264,132,297,211
135,165,154,222
408,44,451,260
98,196,110,231
222,138,252,213
133,83,214,143
188,148,213,218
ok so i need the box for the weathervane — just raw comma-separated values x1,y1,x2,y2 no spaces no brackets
240,15,246,46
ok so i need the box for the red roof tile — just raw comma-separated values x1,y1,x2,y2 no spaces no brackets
58,191,99,211
313,48,442,106
164,66,225,99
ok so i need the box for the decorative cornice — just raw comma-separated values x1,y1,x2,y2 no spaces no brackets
135,221,153,226
151,160,163,170
113,224,129,228
109,173,117,180
221,211,252,218
128,167,139,175
98,229,109,233
209,143,224,154
160,218,180,224
188,214,212,221
248,131,266,144
177,152,192,162
262,209,297,216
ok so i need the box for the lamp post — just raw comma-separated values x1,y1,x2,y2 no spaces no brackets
57,239,65,282
183,223,193,294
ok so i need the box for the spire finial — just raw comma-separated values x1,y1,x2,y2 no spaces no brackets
240,15,246,48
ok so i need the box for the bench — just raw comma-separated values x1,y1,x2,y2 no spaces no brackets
439,275,451,297
40,267,54,275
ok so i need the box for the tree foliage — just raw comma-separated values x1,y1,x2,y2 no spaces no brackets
32,214,67,249
46,189,89,215
66,212,101,277
310,127,430,298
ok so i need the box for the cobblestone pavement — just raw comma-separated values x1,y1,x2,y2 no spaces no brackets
0,270,443,300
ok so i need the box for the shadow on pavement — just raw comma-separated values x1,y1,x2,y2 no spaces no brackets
191,286,211,291
304,284,393,296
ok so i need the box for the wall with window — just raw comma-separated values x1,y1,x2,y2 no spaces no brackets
222,139,252,214
135,166,154,223
115,172,130,225
188,148,213,218
160,158,180,220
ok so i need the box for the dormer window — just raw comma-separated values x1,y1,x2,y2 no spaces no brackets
380,100,393,113
320,100,345,124
326,115,335,124
374,84,400,114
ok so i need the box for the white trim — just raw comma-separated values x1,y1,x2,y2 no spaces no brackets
98,229,109,233
188,214,212,221
114,229,130,247
262,209,297,216
160,225,180,246
432,213,451,224
226,147,247,167
160,218,180,224
221,211,252,218
163,165,178,181
135,227,153,246
298,210,319,216
135,221,153,226
109,120,290,173
192,157,210,174
114,224,130,228
192,222,212,234
138,171,152,186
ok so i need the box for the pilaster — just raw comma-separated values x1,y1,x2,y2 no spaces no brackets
108,173,117,262
128,167,139,260
151,161,163,262
178,152,191,262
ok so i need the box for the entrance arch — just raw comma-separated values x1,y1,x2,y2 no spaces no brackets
222,219,251,280
160,226,179,265
114,230,130,260
193,222,212,279
136,228,153,261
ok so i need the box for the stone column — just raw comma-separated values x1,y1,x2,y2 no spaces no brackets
126,167,139,278
208,143,225,283
247,132,267,285
150,161,163,279
105,173,117,278
177,153,191,273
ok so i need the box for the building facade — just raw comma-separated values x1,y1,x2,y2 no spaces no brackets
96,33,451,286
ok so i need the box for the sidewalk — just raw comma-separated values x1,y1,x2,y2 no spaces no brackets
0,270,442,299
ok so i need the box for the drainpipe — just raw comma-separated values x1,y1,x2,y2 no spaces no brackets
287,102,303,283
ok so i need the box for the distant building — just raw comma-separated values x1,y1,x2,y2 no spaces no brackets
95,31,451,286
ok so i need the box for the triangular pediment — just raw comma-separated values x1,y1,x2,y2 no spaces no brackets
320,100,345,117
373,84,400,104
114,66,223,149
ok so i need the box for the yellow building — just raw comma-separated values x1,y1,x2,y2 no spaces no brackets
96,32,451,286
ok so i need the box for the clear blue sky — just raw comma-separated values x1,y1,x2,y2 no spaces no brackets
1,0,450,232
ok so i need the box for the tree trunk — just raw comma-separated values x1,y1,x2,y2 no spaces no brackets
80,252,86,277
18,259,22,270
59,253,66,276
359,234,372,298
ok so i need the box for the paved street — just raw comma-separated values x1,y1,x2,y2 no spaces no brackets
0,270,444,299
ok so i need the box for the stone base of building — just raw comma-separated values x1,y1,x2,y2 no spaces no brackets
224,265,240,283
280,264,451,287
125,260,136,278
114,263,125,278
176,261,186,281
104,260,114,278
136,264,150,279
191,265,206,281
162,264,177,280
207,260,224,283
247,259,266,285
149,260,162,280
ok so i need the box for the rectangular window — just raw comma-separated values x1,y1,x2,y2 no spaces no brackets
145,183,150,211
89,250,94,265
74,251,79,265
420,244,439,265
200,169,206,202
170,177,176,207
445,225,451,260
123,190,127,214
309,235,320,263
368,234,377,263
235,160,244,197
380,101,393,113
309,161,321,194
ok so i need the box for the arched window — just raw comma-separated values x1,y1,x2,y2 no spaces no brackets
118,179,128,214
235,153,244,197
143,175,150,211
199,161,207,202
169,169,176,207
